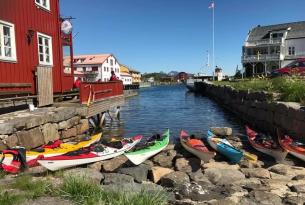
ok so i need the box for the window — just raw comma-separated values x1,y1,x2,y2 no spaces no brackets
37,33,53,66
82,67,86,72
35,0,50,11
288,47,295,55
0,20,16,62
107,67,109,72
110,59,113,66
92,66,98,71
104,67,106,72
63,46,72,74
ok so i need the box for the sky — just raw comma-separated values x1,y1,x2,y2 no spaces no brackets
60,0,304,75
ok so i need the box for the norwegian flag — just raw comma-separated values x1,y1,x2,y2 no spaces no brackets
208,2,214,9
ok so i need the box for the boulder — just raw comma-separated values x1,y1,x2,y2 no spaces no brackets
283,196,305,205
51,107,77,123
160,171,190,188
204,168,245,185
0,122,15,135
232,178,261,187
292,175,305,180
150,166,174,183
76,119,89,134
63,168,104,185
188,170,211,186
291,185,305,193
88,161,102,171
101,155,129,172
210,127,232,136
268,164,290,176
250,190,282,205
17,127,44,149
25,115,46,129
41,123,59,143
58,116,80,130
101,181,164,194
241,168,271,179
5,134,19,148
239,159,261,169
118,164,149,183
175,158,201,173
102,173,134,185
152,151,175,168
60,127,77,139
202,161,240,170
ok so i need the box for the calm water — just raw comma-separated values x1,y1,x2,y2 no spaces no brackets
103,85,245,140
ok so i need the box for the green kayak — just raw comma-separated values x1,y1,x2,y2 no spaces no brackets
124,129,170,165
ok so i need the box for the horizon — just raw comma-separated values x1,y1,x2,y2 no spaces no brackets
60,0,304,75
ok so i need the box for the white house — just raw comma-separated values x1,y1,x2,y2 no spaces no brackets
120,64,132,85
242,21,305,77
73,54,121,82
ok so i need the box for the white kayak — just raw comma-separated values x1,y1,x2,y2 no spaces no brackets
38,135,142,171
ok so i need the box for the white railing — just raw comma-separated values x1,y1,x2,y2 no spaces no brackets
245,38,283,46
242,54,280,62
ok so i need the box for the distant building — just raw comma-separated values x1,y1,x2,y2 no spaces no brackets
175,72,188,82
129,68,142,84
242,21,305,77
147,77,154,83
120,65,132,85
73,54,120,82
214,67,223,81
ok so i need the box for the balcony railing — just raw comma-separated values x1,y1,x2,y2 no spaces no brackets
242,54,280,63
245,38,283,47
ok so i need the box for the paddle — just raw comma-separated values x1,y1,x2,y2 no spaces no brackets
211,138,257,162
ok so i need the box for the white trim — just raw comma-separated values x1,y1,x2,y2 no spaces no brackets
0,20,17,62
37,32,53,66
35,0,50,11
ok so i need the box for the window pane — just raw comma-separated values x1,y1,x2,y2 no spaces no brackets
40,54,44,62
3,26,10,36
0,31,2,56
63,45,71,74
39,45,43,53
4,36,11,46
45,47,49,55
42,0,47,7
46,55,50,63
39,37,43,45
44,38,49,46
36,0,40,3
5,47,11,57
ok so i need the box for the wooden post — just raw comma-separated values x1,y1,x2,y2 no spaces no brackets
115,106,121,120
99,112,106,127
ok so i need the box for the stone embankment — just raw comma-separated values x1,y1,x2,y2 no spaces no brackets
0,107,89,150
200,82,305,139
3,139,305,205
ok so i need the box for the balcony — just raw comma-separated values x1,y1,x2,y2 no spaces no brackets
242,54,281,63
244,38,283,47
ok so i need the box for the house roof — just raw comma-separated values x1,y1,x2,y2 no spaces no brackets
247,21,305,41
120,64,130,74
73,54,112,65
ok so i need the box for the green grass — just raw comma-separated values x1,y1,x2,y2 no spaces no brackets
0,170,6,179
0,191,24,205
58,176,168,205
214,77,305,104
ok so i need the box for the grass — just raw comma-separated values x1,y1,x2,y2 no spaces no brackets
0,191,24,205
58,176,169,205
214,77,305,105
0,170,6,179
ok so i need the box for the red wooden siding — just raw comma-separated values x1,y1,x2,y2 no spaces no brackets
0,0,73,95
79,81,124,104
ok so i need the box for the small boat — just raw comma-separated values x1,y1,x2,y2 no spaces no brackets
180,130,215,162
246,126,287,162
206,130,243,163
0,132,102,166
125,129,170,165
37,135,142,171
279,134,305,162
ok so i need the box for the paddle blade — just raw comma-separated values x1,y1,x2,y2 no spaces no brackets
243,151,257,162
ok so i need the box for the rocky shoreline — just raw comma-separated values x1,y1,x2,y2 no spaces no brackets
1,135,305,205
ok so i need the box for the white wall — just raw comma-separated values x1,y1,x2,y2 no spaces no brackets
285,38,305,56
100,56,121,82
121,75,132,85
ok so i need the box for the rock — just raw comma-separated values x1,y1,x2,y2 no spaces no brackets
210,127,232,136
25,115,45,129
20,197,73,205
262,179,290,197
202,161,240,170
0,122,15,135
76,119,89,134
0,141,7,150
241,168,271,179
250,191,282,205
63,168,104,185
5,134,19,148
160,171,190,188
268,164,290,175
292,175,305,180
163,144,175,151
17,127,44,149
178,182,211,201
188,169,211,185
142,160,154,169
150,166,174,183
25,166,48,176
175,158,201,173
152,151,175,168
283,196,305,205
41,123,59,143
232,178,261,187
118,164,149,183
287,180,305,187
88,161,102,171
101,181,164,194
58,116,80,130
51,107,76,123
102,173,134,185
291,185,305,193
101,155,129,172
60,127,77,139
239,160,261,169
204,168,245,185
270,172,293,180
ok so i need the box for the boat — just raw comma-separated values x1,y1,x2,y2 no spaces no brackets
125,129,170,165
278,133,305,162
206,130,243,163
38,135,142,171
0,132,102,166
180,130,215,162
246,126,287,162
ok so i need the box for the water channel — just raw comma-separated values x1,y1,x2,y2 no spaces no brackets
102,85,245,141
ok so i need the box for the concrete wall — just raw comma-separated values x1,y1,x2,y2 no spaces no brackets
201,82,305,139
0,106,89,150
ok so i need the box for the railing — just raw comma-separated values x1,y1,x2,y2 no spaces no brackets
245,38,283,47
79,81,123,105
242,54,280,62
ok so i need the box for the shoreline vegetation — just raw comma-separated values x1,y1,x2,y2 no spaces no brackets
213,77,305,105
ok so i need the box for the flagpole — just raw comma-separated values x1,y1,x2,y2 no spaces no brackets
212,2,215,73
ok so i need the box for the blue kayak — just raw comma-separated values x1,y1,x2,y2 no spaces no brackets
206,130,243,163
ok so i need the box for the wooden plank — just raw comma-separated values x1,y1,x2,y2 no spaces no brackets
87,95,124,117
37,66,53,107
0,83,32,88
0,91,32,95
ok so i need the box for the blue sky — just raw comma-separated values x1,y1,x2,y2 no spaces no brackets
60,0,304,75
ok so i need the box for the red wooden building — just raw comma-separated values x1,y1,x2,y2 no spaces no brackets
0,0,74,106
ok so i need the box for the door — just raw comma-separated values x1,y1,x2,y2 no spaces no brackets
37,66,53,107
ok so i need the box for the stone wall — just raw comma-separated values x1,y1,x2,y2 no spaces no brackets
201,82,305,139
0,107,89,150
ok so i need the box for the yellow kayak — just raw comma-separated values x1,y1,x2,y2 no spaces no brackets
1,133,102,161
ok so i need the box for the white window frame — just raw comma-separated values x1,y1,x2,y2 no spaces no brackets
35,0,50,11
37,32,53,66
0,20,17,62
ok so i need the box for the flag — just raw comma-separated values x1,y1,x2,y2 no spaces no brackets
208,2,214,9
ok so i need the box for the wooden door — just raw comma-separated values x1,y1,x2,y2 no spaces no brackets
37,66,53,107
